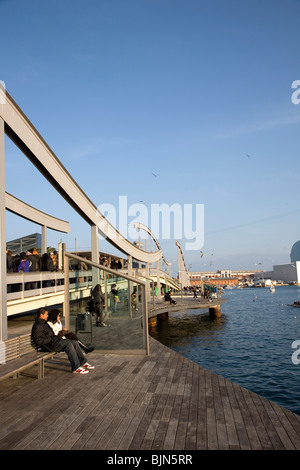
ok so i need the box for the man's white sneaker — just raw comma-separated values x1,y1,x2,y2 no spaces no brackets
73,367,89,374
83,363,95,370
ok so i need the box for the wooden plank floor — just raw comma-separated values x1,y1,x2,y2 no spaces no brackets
1,336,300,450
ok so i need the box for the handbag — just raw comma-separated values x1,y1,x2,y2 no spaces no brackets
60,330,78,340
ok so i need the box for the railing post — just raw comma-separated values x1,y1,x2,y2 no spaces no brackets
41,225,47,254
63,251,70,330
142,284,149,355
128,280,132,318
0,116,7,340
152,280,155,307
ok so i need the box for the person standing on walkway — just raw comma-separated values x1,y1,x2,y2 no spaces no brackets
92,284,108,326
31,308,94,374
111,283,119,313
131,286,138,311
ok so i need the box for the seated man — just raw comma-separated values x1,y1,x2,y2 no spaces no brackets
165,290,176,305
31,307,94,374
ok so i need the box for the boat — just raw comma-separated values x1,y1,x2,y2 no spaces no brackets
270,285,275,293
288,302,300,308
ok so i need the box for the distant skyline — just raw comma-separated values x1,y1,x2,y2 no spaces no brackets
1,0,300,275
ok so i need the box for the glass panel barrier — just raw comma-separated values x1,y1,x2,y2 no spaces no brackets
64,253,148,354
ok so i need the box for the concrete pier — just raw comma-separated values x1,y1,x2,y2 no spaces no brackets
148,296,226,322
209,305,222,318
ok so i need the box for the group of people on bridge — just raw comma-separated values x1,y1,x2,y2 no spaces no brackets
6,248,58,292
6,247,58,274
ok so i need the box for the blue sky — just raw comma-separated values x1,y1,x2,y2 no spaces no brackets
1,0,300,274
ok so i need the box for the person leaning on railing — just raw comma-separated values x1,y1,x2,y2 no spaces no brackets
41,252,55,287
6,249,14,273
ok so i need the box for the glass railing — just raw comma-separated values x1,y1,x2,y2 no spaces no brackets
63,252,149,354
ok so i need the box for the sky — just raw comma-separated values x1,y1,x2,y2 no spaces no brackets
1,0,300,275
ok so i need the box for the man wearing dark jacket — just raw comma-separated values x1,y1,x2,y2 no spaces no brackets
31,308,94,374
27,248,42,289
91,284,107,326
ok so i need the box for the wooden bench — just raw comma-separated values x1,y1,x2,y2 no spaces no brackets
0,333,56,381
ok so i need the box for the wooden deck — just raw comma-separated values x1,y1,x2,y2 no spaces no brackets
1,335,300,451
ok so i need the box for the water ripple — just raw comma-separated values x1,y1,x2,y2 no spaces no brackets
150,285,300,415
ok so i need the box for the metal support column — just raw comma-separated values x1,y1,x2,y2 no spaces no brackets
91,224,100,287
63,249,70,330
0,117,7,340
128,255,132,276
156,267,161,300
41,225,47,254
91,224,98,264
145,262,150,302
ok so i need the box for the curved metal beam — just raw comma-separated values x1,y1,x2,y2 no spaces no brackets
5,192,70,233
176,240,190,286
1,88,162,263
134,222,171,266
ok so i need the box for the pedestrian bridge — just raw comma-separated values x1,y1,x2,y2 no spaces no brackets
1,85,188,343
6,264,180,317
0,85,163,265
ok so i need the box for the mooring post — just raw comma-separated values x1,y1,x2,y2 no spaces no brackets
209,306,221,318
158,312,169,321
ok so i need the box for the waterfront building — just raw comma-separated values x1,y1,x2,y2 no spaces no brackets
254,262,300,285
290,240,300,264
189,269,262,287
191,276,240,287
253,242,300,285
6,233,41,254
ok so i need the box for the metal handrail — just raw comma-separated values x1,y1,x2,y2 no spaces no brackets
64,252,146,285
63,252,149,354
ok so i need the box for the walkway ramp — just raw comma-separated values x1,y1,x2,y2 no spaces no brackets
1,87,162,264
0,336,300,450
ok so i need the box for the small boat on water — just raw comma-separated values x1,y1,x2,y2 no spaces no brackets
288,301,300,308
270,285,275,293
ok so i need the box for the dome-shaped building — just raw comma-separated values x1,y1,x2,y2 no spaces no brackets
290,241,300,263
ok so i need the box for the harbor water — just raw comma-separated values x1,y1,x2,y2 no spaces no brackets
149,285,300,416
